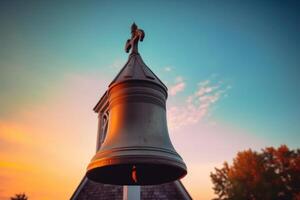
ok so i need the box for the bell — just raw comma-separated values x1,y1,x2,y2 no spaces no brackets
86,24,187,185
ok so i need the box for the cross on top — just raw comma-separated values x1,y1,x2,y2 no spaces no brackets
125,23,145,54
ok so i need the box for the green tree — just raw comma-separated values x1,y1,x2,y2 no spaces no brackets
10,193,28,200
211,145,300,200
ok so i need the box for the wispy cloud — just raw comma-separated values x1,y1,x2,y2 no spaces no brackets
164,66,172,72
167,77,231,131
169,76,186,96
0,122,34,148
109,58,124,69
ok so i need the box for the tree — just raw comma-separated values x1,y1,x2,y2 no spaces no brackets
211,145,300,200
10,193,28,200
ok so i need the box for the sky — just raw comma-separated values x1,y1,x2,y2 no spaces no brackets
0,0,300,199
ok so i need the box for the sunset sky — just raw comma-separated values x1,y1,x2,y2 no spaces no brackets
1,1,300,199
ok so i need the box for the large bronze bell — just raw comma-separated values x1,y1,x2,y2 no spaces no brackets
86,23,187,185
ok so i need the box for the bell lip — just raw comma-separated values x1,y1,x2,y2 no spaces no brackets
86,157,187,185
86,150,187,185
87,154,187,172
86,146,187,185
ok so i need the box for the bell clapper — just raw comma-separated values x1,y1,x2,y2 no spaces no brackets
132,165,138,183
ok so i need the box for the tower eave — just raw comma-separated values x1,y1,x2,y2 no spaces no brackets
93,91,108,113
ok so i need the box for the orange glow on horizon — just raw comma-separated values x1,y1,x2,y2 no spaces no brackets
0,117,91,199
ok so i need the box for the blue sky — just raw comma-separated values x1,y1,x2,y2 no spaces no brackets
0,1,299,199
1,0,299,144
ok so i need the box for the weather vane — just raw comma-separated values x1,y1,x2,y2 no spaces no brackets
125,23,145,54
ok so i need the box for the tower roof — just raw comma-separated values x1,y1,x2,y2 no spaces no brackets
109,23,167,91
109,53,167,91
71,177,192,200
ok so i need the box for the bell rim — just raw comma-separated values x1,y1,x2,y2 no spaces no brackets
87,154,187,172
86,155,187,185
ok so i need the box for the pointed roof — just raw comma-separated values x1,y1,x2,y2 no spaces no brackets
71,177,192,200
109,53,167,92
109,23,167,92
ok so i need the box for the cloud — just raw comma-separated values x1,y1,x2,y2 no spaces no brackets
167,77,231,131
0,122,33,146
169,76,186,96
164,66,172,72
198,79,210,86
170,82,185,96
109,58,124,69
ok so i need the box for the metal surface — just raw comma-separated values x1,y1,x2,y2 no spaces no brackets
125,23,145,54
86,23,187,185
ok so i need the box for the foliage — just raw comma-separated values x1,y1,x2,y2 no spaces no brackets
10,193,28,200
211,145,300,200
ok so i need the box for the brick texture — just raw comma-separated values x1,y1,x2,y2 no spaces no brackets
75,180,123,200
141,182,186,200
75,180,189,200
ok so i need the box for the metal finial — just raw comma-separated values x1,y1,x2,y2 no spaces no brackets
125,23,145,54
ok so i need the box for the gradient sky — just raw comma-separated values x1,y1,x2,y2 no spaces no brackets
1,1,300,199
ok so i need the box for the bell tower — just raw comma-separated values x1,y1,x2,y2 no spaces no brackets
71,24,191,200
87,23,187,186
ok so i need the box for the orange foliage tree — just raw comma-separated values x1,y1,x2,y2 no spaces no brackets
211,145,300,200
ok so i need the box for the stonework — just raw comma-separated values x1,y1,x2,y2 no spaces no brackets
72,179,191,200
74,180,123,200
